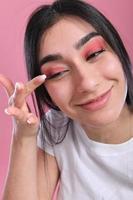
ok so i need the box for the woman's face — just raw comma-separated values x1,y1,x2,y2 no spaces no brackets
39,16,127,127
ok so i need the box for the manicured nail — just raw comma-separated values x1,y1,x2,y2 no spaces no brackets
4,108,11,115
39,74,46,81
27,119,32,124
27,116,34,124
15,82,21,90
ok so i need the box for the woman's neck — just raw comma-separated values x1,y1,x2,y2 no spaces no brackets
81,106,133,144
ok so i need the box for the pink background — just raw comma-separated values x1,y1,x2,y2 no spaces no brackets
0,0,133,198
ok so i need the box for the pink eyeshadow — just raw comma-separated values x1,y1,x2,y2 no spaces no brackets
82,37,106,58
42,66,65,77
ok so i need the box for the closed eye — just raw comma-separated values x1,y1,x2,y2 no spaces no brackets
46,70,69,80
86,49,105,61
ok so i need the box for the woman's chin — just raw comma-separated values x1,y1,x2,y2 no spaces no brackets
80,109,122,128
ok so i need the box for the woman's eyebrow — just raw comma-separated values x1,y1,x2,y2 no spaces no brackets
75,32,100,49
39,32,100,67
39,54,63,68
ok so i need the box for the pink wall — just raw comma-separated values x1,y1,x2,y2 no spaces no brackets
0,0,133,198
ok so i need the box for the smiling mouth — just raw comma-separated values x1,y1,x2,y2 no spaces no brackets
78,87,112,111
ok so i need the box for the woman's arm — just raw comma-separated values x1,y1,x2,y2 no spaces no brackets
3,135,38,200
37,148,60,200
0,74,59,200
3,139,60,200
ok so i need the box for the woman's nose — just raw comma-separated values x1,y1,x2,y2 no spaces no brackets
73,62,101,93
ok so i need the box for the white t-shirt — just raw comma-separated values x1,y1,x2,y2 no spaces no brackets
37,110,133,200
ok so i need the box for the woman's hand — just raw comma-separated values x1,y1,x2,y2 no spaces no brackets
0,74,46,138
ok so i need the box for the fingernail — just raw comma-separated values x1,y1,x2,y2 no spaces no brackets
27,119,32,124
15,82,21,90
39,74,46,81
4,108,11,115
27,116,34,124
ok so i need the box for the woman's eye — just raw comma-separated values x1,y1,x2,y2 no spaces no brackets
86,49,105,61
46,70,69,80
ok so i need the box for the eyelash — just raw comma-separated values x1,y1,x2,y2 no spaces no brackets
86,49,105,61
46,70,69,80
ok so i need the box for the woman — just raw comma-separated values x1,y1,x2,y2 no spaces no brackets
1,0,133,199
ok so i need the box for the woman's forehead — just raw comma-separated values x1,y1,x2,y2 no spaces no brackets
39,16,96,57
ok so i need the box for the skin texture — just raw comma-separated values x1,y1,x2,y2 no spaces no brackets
40,16,133,144
0,74,60,200
0,15,133,200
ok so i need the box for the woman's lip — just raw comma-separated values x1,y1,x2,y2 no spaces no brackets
79,87,112,111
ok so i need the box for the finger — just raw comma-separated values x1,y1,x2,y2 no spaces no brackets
24,74,46,97
13,84,32,112
5,106,26,122
8,82,31,112
26,113,39,125
9,75,44,108
0,74,14,97
8,75,46,108
9,82,25,108
4,106,38,126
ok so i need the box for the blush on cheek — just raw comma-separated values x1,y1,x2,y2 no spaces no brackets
46,83,60,100
102,55,124,80
46,83,69,108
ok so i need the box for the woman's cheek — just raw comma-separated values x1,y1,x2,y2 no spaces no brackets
101,54,124,79
45,82,69,104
